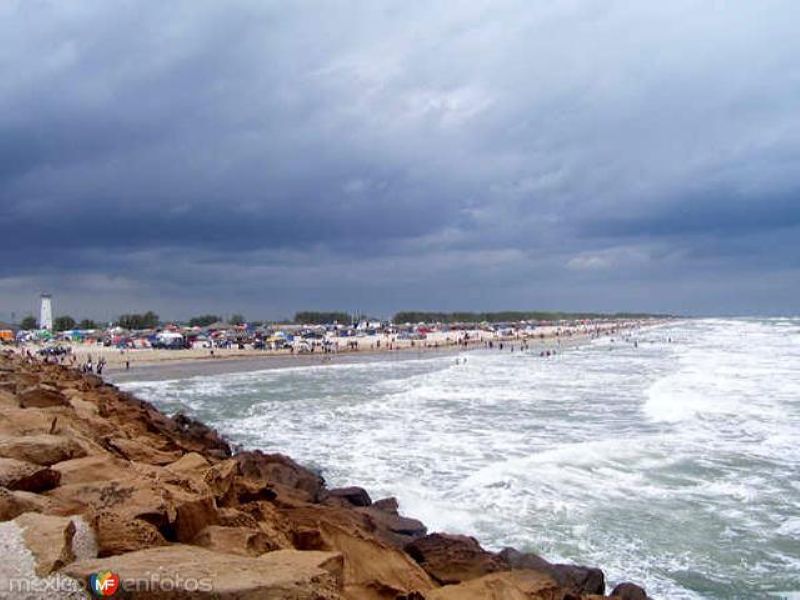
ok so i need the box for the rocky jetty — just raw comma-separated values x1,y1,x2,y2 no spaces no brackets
0,350,651,599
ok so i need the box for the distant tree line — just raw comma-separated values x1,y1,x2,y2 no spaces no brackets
393,311,668,324
117,311,159,330
294,311,351,325
188,314,220,327
18,315,99,331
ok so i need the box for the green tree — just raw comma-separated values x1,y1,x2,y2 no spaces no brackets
228,314,246,326
53,315,76,332
188,314,221,327
78,319,99,330
20,315,37,330
117,311,159,330
294,311,351,325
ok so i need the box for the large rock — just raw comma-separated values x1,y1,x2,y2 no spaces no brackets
424,569,563,600
48,476,220,545
0,457,61,492
235,450,325,505
173,494,220,543
104,436,183,465
0,434,87,465
193,525,281,556
89,508,168,556
405,533,507,585
324,486,373,507
18,384,69,409
51,454,132,486
13,512,77,575
357,499,427,547
285,504,434,599
611,582,650,599
63,545,345,599
0,486,58,520
499,547,605,595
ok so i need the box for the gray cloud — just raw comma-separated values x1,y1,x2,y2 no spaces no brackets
1,0,799,320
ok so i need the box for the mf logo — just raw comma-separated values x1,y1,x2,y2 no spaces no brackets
89,571,120,597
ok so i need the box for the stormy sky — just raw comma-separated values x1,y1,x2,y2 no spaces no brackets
2,1,799,321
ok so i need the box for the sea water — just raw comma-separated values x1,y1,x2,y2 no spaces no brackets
119,319,800,599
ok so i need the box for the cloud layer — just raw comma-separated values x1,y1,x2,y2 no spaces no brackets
2,0,799,320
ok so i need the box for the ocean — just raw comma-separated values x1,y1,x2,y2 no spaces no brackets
118,318,800,599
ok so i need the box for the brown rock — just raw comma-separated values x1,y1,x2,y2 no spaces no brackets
0,388,18,408
0,487,59,520
425,569,563,600
0,457,61,492
89,508,168,557
0,433,87,465
372,497,399,513
285,504,434,599
166,451,211,475
611,582,650,599
204,458,240,504
499,547,605,595
405,533,508,585
63,545,345,599
235,450,324,504
14,512,77,575
47,478,169,523
171,412,232,459
173,494,220,542
18,384,69,408
104,436,183,465
358,505,427,548
217,507,261,529
51,454,132,486
324,486,372,507
193,525,281,556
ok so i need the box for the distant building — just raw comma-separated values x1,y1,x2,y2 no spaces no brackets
40,293,53,331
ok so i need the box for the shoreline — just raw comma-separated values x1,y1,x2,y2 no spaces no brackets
101,319,662,383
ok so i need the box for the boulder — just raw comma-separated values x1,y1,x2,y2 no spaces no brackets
611,582,650,599
13,512,77,575
285,504,434,599
0,434,87,465
235,450,324,504
0,486,53,520
405,533,508,585
166,451,211,475
203,458,240,504
499,547,605,595
104,436,183,465
89,508,168,557
217,506,260,530
324,486,372,507
193,525,281,556
0,407,62,436
0,457,61,492
358,505,427,548
171,412,232,459
18,384,69,409
0,388,18,408
63,545,345,599
173,494,220,543
47,478,169,523
424,569,562,600
372,497,399,513
51,454,132,486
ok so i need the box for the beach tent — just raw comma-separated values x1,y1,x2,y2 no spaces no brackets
0,321,18,343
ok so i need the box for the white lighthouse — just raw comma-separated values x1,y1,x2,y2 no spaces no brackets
39,293,53,331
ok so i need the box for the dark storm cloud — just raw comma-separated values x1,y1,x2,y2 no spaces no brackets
2,0,800,318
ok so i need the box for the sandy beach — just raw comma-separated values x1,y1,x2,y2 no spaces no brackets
33,320,648,381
